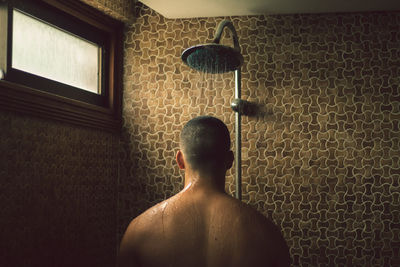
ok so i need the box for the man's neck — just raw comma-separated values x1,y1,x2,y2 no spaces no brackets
183,170,226,193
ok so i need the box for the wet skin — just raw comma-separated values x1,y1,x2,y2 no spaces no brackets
118,150,290,267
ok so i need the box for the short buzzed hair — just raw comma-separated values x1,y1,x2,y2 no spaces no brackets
180,116,231,172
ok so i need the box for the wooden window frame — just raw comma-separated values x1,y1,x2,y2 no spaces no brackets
0,0,123,131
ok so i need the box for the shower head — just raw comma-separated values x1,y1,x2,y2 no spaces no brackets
181,20,243,74
182,44,243,74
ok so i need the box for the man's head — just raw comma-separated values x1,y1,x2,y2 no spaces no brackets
178,116,233,176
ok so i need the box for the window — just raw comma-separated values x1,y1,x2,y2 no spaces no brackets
0,0,123,131
12,9,101,94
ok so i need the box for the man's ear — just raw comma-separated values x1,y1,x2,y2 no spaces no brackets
225,150,234,170
176,150,185,170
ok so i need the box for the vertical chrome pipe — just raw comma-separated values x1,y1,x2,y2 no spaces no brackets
234,69,242,200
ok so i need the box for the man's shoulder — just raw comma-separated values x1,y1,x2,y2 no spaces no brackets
225,198,283,237
126,199,169,232
212,196,290,265
221,195,268,220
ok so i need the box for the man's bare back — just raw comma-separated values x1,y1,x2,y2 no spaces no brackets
118,116,290,267
119,183,289,267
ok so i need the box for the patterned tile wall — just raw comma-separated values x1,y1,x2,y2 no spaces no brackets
79,0,136,23
120,3,400,266
1,1,130,266
0,111,119,267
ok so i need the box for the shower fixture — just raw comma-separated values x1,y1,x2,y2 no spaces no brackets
182,20,248,200
181,20,243,74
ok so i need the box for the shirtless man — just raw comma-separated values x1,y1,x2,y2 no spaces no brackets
118,116,290,267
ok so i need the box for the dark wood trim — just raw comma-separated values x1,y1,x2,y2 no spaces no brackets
0,80,121,131
0,0,124,132
40,0,118,32
6,69,107,106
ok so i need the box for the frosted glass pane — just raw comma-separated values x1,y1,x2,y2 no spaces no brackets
12,10,100,94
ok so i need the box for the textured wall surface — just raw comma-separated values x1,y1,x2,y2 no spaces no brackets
79,0,136,23
0,1,129,266
0,111,119,267
120,3,400,266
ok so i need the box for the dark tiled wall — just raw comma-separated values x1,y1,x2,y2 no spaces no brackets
0,111,118,267
79,0,136,22
1,1,129,266
120,3,400,266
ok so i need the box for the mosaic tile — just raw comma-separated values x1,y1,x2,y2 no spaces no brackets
78,0,135,23
120,3,400,266
0,111,118,267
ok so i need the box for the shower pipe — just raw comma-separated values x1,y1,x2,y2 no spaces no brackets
182,20,246,200
234,68,242,200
